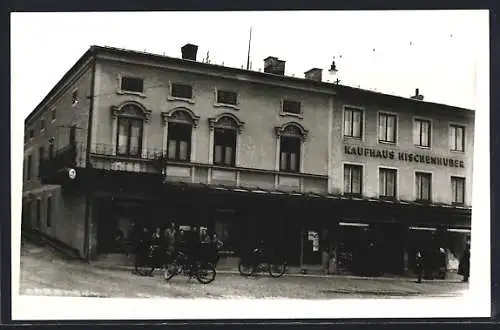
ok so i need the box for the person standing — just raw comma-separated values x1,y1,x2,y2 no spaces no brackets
164,222,178,264
458,240,471,282
415,251,424,283
134,226,150,275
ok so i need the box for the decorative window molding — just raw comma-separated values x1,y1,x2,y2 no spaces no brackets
116,74,146,98
161,107,200,127
280,98,303,119
110,101,152,122
214,88,240,110
208,112,245,134
167,82,195,104
274,122,309,141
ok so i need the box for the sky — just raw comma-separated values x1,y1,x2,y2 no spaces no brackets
11,10,488,119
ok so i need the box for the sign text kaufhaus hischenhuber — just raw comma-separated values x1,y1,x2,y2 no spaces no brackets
344,145,465,168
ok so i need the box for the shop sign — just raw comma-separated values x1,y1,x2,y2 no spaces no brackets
344,145,465,169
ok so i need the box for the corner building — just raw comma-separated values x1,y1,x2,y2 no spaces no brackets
21,44,473,276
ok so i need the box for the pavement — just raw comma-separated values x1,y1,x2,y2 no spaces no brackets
19,240,469,299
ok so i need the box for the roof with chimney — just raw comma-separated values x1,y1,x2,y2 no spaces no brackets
25,44,475,124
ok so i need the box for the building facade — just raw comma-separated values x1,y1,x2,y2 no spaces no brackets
21,44,474,276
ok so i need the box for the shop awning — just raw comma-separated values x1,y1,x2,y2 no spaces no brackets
162,181,472,213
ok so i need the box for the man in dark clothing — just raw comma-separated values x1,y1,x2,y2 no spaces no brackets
415,251,424,283
134,227,151,275
458,241,471,282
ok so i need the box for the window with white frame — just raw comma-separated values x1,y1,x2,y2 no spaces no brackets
51,108,56,121
344,107,363,139
415,172,432,201
413,119,431,148
378,113,397,143
379,168,397,198
450,124,465,152
344,164,363,195
451,176,465,204
72,89,79,105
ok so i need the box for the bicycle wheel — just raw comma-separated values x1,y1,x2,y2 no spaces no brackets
164,263,179,281
268,262,287,278
238,259,256,276
196,262,216,284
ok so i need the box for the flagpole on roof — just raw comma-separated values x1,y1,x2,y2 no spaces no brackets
246,27,253,70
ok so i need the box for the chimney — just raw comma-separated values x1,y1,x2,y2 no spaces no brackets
264,56,286,75
411,88,424,101
181,43,198,61
304,68,323,82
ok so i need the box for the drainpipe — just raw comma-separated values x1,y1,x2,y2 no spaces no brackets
83,52,97,263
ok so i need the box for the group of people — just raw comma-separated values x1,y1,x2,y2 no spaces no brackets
133,222,224,274
415,240,470,283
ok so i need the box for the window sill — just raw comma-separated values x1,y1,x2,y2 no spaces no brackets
450,149,465,154
279,112,303,119
278,169,302,175
214,103,240,110
415,199,432,203
167,96,195,104
116,89,146,98
414,145,431,150
343,136,363,142
452,202,465,206
378,140,397,146
213,162,237,169
343,193,363,198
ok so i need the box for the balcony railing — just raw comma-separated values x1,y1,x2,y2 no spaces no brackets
39,143,80,183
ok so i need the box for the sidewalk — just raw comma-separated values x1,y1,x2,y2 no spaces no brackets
91,261,464,284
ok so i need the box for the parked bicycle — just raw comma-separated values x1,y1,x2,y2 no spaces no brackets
164,250,216,284
238,246,287,278
134,244,163,277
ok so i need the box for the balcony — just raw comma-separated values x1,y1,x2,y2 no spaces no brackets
39,143,82,184
87,143,329,195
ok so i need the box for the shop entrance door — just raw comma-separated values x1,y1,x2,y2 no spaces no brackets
302,227,322,265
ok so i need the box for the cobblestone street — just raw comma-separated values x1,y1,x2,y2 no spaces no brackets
19,241,468,300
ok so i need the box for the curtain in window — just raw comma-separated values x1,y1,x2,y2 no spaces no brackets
351,167,361,194
344,110,352,136
117,119,128,154
179,141,189,161
449,126,456,150
289,152,298,172
387,115,395,142
417,174,430,200
168,140,177,159
129,120,142,156
224,146,233,165
413,121,420,145
421,121,429,146
280,152,287,170
386,170,395,196
456,127,464,151
378,115,386,141
352,111,361,137
215,145,223,163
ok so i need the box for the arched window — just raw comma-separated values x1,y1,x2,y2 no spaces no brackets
274,122,308,173
111,102,151,157
162,108,200,162
208,113,245,167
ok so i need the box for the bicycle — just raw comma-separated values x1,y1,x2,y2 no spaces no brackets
134,244,163,277
164,250,216,284
238,247,287,278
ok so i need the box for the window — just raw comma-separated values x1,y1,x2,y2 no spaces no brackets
116,118,143,157
27,155,32,180
38,146,44,178
414,119,431,148
282,100,301,115
214,128,236,166
416,172,432,201
379,168,397,198
280,136,301,172
171,83,193,99
344,107,363,139
217,90,238,106
451,177,465,204
450,125,465,152
344,164,363,195
40,119,45,131
167,122,192,161
51,108,56,121
46,196,52,227
72,90,79,105
378,113,397,143
29,129,34,140
36,199,41,229
121,76,144,93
